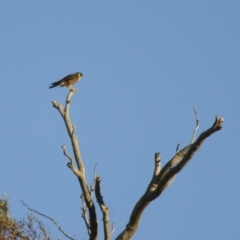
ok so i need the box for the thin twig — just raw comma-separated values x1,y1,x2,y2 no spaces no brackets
175,143,180,154
80,194,91,235
20,201,76,240
110,222,115,236
190,108,199,144
90,164,98,198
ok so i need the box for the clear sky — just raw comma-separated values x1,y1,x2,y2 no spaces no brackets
0,1,239,239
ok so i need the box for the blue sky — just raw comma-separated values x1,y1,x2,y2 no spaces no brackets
0,1,239,239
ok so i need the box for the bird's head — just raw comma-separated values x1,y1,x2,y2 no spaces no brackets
77,72,83,79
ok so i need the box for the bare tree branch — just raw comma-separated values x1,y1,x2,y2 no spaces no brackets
52,90,98,240
52,89,223,240
115,116,224,240
20,201,76,240
95,177,111,240
52,90,84,172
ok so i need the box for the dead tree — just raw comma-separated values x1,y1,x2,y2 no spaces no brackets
51,90,224,240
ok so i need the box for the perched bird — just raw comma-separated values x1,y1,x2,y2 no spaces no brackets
49,72,83,89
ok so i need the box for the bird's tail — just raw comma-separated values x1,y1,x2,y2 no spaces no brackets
49,81,59,89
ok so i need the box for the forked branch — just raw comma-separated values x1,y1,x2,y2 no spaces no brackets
52,90,98,240
115,115,224,240
52,91,223,240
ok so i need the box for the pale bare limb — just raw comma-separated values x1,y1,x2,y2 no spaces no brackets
95,176,111,240
52,90,84,172
52,90,98,240
20,201,76,240
115,116,224,240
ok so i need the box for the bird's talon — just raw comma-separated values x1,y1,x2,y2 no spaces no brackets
70,88,77,93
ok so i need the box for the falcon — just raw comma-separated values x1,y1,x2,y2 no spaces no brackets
49,72,83,89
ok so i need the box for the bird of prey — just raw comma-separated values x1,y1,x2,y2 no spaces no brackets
49,72,83,89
